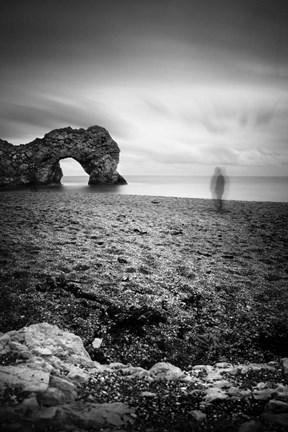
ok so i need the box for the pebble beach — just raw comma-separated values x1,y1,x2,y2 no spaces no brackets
1,191,288,431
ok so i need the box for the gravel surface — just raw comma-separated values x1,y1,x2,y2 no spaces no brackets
1,190,288,431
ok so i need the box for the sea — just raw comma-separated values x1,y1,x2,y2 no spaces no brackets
1,175,287,202
50,175,288,203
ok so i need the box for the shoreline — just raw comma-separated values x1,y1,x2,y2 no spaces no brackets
1,187,288,205
1,172,288,203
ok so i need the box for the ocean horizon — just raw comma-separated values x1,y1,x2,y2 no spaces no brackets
1,175,287,202
54,175,288,203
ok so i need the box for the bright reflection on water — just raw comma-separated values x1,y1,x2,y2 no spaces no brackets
1,175,287,202
58,175,288,202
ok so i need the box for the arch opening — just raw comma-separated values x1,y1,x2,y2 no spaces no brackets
59,158,89,185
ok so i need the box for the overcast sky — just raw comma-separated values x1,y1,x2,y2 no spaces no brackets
1,0,288,176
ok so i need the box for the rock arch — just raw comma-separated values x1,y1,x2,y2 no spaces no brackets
0,125,127,187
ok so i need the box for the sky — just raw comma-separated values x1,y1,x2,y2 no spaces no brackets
1,0,288,176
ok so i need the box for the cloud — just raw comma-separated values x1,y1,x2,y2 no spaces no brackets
0,93,129,144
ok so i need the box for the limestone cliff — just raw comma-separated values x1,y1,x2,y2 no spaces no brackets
0,125,127,187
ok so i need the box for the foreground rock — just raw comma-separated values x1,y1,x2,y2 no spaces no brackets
0,323,135,430
1,323,288,431
0,125,127,187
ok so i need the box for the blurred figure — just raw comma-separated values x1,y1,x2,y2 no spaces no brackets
210,167,229,211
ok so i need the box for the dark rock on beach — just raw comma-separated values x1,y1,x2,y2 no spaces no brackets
0,125,127,187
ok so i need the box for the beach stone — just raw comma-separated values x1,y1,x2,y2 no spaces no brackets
190,409,207,422
148,362,185,380
36,387,74,407
141,391,157,397
265,399,288,413
24,323,91,359
204,387,229,402
240,363,276,374
60,402,136,429
0,126,127,187
238,420,262,432
214,362,233,369
253,388,274,400
0,334,10,350
49,375,76,394
92,338,103,349
1,323,287,431
227,386,251,399
262,413,288,428
203,364,236,382
66,365,91,383
31,406,60,422
281,358,288,375
213,379,231,389
19,394,39,412
0,365,49,392
272,384,288,401
118,365,149,378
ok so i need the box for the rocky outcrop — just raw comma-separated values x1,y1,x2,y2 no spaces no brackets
0,125,127,187
0,323,135,430
1,323,288,431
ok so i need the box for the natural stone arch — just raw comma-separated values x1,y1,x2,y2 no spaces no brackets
0,125,127,187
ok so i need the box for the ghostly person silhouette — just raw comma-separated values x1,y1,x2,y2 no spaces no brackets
210,167,228,210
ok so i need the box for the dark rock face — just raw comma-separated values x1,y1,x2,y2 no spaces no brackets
0,126,127,187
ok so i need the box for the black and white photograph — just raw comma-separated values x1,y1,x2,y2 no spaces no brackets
0,1,288,430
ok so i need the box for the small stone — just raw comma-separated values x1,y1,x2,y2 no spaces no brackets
140,391,157,397
255,382,267,390
265,399,288,414
227,386,244,399
36,387,70,407
192,365,209,372
272,384,288,401
0,334,10,347
190,409,206,422
238,420,262,432
213,379,231,389
281,358,288,375
204,387,229,402
92,338,103,349
214,362,233,369
67,365,90,383
239,389,252,398
149,362,185,381
253,388,274,400
49,375,76,394
32,406,60,421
